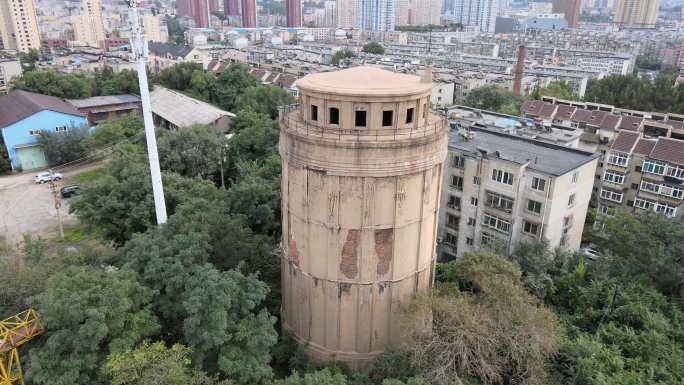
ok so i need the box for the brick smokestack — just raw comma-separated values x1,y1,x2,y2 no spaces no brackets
513,45,525,95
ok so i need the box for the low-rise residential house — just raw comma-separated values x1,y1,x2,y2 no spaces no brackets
0,90,87,171
437,127,599,261
149,86,235,131
147,42,212,74
67,94,142,125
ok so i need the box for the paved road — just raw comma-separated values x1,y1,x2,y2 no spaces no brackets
0,163,101,245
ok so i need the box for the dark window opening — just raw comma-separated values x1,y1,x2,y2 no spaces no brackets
355,110,367,127
382,110,393,127
311,105,318,121
406,108,414,124
329,107,339,125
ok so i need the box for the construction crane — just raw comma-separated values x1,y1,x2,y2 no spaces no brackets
0,310,43,385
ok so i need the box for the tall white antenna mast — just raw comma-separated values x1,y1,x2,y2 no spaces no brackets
129,0,168,224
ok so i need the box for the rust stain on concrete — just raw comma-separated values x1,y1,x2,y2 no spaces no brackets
288,238,299,267
340,230,360,278
375,229,394,276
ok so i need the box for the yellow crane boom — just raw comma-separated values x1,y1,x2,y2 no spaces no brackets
0,309,43,385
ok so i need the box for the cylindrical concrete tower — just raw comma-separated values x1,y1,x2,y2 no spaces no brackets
279,66,448,367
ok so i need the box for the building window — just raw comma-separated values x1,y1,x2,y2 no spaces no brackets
481,232,495,247
28,129,40,136
531,176,546,192
467,217,476,226
642,159,666,175
568,193,576,206
406,108,414,124
329,107,339,125
486,191,514,212
527,199,542,214
382,110,393,127
470,197,478,206
444,232,458,246
55,126,67,133
450,175,463,191
491,169,514,185
603,170,625,185
523,221,539,236
446,214,459,229
572,172,578,184
483,214,511,234
655,202,678,218
423,103,427,118
600,189,623,203
607,151,629,166
355,110,366,127
563,215,573,228
466,237,473,246
447,195,461,210
310,105,318,121
452,155,465,168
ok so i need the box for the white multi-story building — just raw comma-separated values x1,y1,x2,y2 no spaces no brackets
438,127,598,261
337,0,359,28
0,0,41,52
0,59,22,94
408,0,441,25
359,0,395,31
615,0,659,28
450,0,498,33
72,0,106,47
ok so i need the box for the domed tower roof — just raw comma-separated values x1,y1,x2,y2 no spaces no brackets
296,66,432,97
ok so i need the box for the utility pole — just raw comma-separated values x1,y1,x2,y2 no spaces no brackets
48,170,64,240
129,0,168,224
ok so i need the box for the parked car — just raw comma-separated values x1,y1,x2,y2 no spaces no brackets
582,246,601,260
33,171,62,184
60,185,81,198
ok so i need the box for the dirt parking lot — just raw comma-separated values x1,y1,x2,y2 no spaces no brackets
0,163,101,245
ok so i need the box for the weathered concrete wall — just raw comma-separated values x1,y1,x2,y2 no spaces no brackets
279,77,447,367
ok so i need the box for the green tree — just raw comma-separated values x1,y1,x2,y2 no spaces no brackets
188,70,217,101
404,252,564,385
362,42,385,55
166,16,187,45
18,48,40,71
105,341,230,385
82,115,144,150
37,125,89,166
157,62,204,91
157,124,226,181
99,69,141,95
11,70,95,98
534,80,575,100
0,145,11,175
331,49,354,66
26,267,159,385
213,63,259,112
271,369,348,385
464,85,526,115
235,85,294,119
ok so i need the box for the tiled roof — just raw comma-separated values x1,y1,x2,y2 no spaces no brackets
522,100,545,115
0,90,84,129
666,119,684,130
67,94,141,108
650,137,684,165
147,41,193,58
610,131,639,153
149,86,235,128
618,115,643,131
571,108,592,123
539,103,557,119
587,110,609,126
633,139,657,156
555,104,576,120
600,114,621,130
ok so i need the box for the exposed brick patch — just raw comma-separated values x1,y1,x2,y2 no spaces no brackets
288,238,299,267
375,229,394,276
340,230,360,279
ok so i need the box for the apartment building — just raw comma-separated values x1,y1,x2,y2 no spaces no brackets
0,0,41,52
72,0,106,47
0,58,22,94
598,131,684,219
437,127,599,261
615,0,659,28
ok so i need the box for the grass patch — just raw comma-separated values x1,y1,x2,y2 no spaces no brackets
70,168,105,184
53,225,97,243
0,239,13,255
